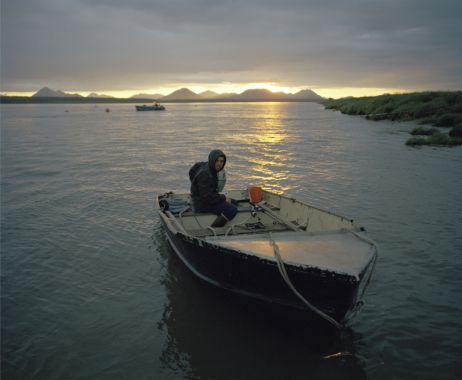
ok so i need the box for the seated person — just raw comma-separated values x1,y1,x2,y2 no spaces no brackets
190,150,237,227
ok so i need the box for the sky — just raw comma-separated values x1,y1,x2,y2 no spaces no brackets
1,0,462,98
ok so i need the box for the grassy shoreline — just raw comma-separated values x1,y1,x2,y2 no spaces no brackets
323,91,462,146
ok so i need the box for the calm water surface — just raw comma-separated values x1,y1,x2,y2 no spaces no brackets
2,102,462,379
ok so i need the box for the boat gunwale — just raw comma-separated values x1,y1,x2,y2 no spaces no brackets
261,190,356,225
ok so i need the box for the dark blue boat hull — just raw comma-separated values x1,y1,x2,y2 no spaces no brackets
160,217,364,324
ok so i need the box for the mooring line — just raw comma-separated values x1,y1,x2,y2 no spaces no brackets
268,232,343,330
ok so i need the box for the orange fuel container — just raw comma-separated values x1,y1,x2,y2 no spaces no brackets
248,186,263,203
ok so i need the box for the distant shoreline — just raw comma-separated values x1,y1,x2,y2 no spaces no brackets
323,91,462,146
323,91,461,124
0,96,322,104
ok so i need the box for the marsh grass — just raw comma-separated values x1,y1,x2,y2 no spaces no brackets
435,113,462,127
410,127,440,136
325,91,462,147
325,91,462,126
406,130,462,146
406,137,428,146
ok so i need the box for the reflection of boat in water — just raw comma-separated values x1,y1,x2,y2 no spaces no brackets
158,188,378,328
135,103,165,111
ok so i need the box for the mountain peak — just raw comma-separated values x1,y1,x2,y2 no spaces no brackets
290,89,324,101
199,90,219,98
231,88,289,100
87,92,114,98
32,87,83,98
130,93,164,99
32,87,59,97
161,88,201,100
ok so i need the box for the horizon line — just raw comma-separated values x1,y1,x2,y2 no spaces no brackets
1,86,416,100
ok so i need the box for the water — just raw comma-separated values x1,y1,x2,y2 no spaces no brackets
2,102,461,379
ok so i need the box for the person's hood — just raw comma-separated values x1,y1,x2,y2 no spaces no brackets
208,149,226,172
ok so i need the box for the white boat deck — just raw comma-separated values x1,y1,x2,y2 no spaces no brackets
205,230,375,278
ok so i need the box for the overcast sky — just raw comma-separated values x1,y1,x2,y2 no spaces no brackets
2,0,462,96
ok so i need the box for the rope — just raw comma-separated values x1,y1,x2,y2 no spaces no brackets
350,231,379,302
165,211,188,234
258,203,300,231
207,226,217,237
224,214,256,236
268,232,343,330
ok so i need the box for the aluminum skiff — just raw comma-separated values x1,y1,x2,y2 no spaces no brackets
157,189,377,327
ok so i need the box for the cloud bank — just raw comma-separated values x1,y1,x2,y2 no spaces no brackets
2,0,462,93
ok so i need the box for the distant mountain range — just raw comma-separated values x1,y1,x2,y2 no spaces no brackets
28,86,324,102
32,87,115,98
230,88,323,101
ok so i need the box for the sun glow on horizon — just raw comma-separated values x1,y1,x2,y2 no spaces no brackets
314,87,411,99
2,85,413,99
240,83,298,94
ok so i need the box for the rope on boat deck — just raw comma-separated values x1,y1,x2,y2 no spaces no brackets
224,214,256,236
207,226,217,237
268,232,343,330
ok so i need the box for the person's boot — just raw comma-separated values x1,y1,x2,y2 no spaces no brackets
211,214,229,227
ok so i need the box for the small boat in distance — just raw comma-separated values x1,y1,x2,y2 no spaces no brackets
157,188,378,329
135,102,166,111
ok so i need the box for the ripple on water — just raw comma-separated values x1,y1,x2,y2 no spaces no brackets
2,103,462,380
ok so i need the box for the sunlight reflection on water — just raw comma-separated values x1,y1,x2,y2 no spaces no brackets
219,102,298,193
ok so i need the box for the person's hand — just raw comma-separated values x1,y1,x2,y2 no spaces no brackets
226,197,238,206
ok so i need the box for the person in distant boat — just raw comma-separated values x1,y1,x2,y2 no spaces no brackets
189,149,237,227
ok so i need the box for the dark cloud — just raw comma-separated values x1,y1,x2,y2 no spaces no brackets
2,0,461,92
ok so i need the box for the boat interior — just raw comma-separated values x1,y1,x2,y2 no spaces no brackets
159,189,357,238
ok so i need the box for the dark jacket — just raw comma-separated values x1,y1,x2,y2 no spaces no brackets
190,150,227,212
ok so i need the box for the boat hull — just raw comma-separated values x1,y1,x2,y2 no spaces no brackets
135,105,165,111
160,214,365,323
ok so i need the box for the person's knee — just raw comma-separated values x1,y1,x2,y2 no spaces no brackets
223,203,238,220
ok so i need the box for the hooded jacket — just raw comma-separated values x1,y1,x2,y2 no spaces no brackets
190,150,227,212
